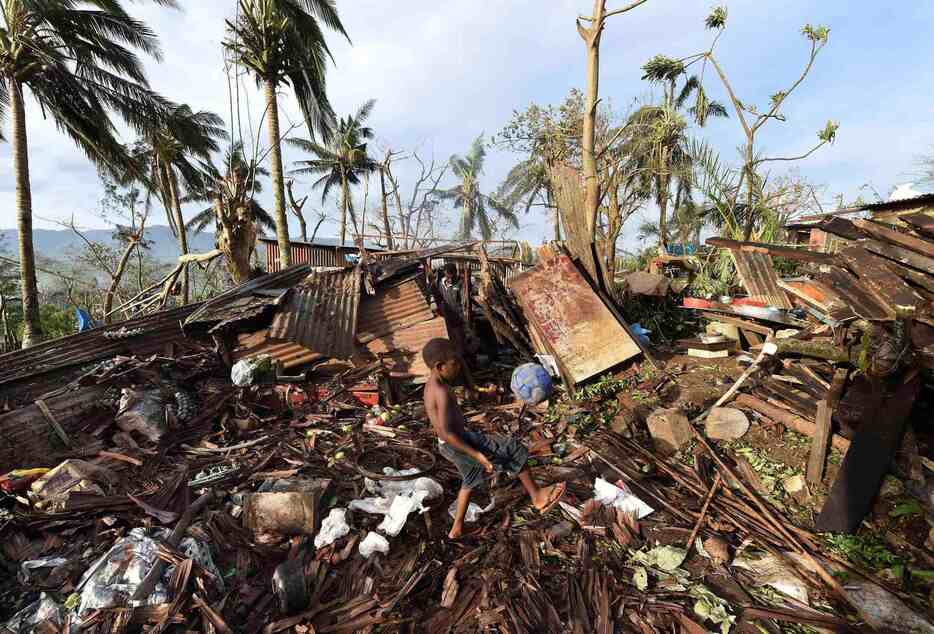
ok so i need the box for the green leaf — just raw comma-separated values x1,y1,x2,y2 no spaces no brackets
818,120,839,144
802,24,830,43
889,498,923,519
909,569,934,581
642,55,685,82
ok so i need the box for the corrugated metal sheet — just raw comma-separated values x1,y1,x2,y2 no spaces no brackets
0,303,202,400
362,316,449,378
0,385,107,473
509,253,641,386
262,238,383,272
268,267,361,360
356,278,435,342
233,329,323,369
729,249,794,309
185,264,314,326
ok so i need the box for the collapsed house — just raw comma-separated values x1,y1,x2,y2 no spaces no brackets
0,228,931,632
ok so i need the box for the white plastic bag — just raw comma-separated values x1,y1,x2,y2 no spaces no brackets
593,478,654,519
314,508,350,549
358,532,390,559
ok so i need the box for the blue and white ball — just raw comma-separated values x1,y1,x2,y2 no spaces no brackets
510,363,553,405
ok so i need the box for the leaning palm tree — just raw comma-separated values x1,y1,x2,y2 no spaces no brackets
224,0,349,268
441,135,518,240
1,0,172,347
133,105,226,303
186,143,275,284
288,100,378,245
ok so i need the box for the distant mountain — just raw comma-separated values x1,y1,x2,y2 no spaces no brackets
0,225,217,261
0,225,364,263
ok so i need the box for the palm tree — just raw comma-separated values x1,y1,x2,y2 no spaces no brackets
441,135,518,240
496,157,557,238
1,0,172,347
186,143,275,283
133,105,226,303
631,63,728,252
287,100,378,245
224,0,349,268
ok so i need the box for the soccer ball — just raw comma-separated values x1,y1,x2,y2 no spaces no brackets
510,363,553,405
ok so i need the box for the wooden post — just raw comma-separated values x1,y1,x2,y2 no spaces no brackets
806,400,831,485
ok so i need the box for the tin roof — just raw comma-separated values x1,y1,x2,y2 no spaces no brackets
268,267,362,360
356,277,435,343
729,250,794,309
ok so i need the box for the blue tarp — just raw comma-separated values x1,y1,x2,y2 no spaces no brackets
75,308,100,332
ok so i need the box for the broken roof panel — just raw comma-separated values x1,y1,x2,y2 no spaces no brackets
356,277,435,343
509,252,641,386
361,316,448,378
268,267,361,361
729,250,794,309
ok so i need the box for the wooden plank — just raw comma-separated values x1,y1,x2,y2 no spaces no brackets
35,399,72,448
740,329,763,347
706,237,836,264
839,245,923,317
814,216,867,241
817,267,893,321
853,218,934,258
697,312,774,336
734,394,850,453
815,375,920,533
806,400,832,486
510,254,640,385
899,212,934,237
861,238,934,276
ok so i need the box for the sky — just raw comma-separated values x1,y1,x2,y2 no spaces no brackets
2,0,933,251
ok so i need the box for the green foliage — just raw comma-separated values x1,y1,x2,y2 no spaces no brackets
224,0,348,140
889,498,923,519
818,120,839,144
821,533,902,571
11,304,76,342
801,24,830,43
705,6,728,30
641,55,685,82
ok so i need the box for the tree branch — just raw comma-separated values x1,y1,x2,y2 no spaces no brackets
579,0,650,21
754,140,828,166
752,39,822,133
706,53,751,139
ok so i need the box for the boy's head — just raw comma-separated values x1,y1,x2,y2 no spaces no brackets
443,262,457,282
422,338,461,381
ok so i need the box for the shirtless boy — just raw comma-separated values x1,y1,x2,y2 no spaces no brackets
422,338,565,539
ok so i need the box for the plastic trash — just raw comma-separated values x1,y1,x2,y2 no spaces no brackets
231,355,273,387
593,478,655,519
314,508,350,549
74,527,221,617
29,460,114,512
115,388,168,443
359,532,390,559
19,557,69,585
447,499,496,524
377,494,428,537
352,468,443,537
2,593,64,633
630,323,652,348
510,363,553,405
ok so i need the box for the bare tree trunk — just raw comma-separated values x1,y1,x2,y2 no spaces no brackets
10,80,43,348
264,78,291,267
167,171,190,304
379,166,395,250
104,234,142,324
658,170,670,253
389,168,406,247
742,141,756,240
216,199,255,284
286,181,309,242
580,0,606,241
548,187,561,241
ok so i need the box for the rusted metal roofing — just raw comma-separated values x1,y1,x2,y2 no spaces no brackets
233,328,324,369
356,277,435,342
185,264,314,327
262,238,383,272
509,253,641,386
728,249,794,309
0,385,107,473
0,303,203,401
361,316,449,378
268,267,361,360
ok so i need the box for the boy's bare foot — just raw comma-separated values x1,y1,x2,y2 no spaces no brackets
448,523,464,540
533,482,566,515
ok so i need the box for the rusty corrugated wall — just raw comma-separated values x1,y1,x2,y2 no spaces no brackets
268,267,361,360
729,250,794,309
356,277,435,342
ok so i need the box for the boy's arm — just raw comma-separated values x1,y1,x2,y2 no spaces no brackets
432,390,493,472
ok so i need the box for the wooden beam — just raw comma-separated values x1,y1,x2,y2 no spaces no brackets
705,237,836,264
806,400,832,486
899,212,934,238
35,399,72,448
697,312,774,336
839,245,923,317
861,238,934,276
853,218,934,258
816,375,920,533
734,394,850,453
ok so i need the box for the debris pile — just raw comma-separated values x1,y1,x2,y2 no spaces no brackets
0,239,931,632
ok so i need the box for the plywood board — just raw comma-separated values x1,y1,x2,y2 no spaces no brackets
509,254,640,384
